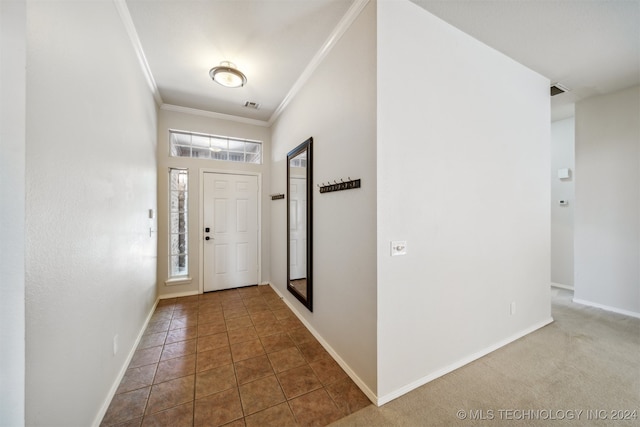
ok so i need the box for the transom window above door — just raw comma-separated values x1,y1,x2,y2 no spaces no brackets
169,130,262,164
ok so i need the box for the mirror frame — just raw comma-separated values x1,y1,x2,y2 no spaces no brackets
286,137,313,311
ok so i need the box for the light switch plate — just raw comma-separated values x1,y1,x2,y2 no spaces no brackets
558,168,571,179
391,241,407,256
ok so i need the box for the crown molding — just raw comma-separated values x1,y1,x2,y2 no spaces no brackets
268,0,370,126
113,0,163,106
161,104,270,127
115,0,369,127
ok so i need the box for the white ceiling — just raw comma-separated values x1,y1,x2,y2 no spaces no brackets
411,0,640,121
125,0,355,123
125,0,640,124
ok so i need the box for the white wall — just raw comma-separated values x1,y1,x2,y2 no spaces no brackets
0,0,26,424
574,86,640,316
551,117,575,288
156,108,271,297
25,2,158,425
270,1,378,395
376,0,551,401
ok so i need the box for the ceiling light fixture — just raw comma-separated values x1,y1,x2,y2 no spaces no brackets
209,61,247,88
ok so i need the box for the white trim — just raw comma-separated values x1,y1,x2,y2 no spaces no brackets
112,0,162,106
169,128,263,145
92,298,159,427
159,290,200,299
162,104,269,128
572,298,640,319
268,0,370,126
377,317,554,406
199,169,262,295
268,283,378,405
551,282,574,291
164,277,193,287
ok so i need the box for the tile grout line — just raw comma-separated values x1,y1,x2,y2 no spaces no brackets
190,302,198,427
140,303,173,424
105,286,368,426
229,312,245,425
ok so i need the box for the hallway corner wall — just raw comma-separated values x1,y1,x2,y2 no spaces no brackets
376,0,551,401
0,0,27,424
574,85,640,316
551,117,575,288
25,2,158,425
269,0,378,397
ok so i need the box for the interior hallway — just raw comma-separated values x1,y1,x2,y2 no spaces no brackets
100,285,370,426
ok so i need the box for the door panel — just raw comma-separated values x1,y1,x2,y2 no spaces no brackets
203,173,259,292
236,199,248,232
214,199,227,233
237,243,248,271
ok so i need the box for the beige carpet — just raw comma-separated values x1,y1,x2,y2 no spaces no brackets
331,289,640,426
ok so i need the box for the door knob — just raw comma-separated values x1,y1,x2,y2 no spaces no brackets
205,236,211,241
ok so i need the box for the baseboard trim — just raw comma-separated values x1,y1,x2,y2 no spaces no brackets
268,283,379,405
377,316,554,406
92,297,159,427
551,282,574,291
572,298,640,319
158,289,200,299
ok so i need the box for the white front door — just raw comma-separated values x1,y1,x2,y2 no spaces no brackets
289,177,307,280
203,172,259,292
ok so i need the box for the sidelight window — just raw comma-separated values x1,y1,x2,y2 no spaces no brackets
169,168,188,277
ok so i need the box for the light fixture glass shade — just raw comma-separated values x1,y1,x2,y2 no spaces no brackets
209,61,247,88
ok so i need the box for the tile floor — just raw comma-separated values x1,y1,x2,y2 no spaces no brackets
100,285,371,426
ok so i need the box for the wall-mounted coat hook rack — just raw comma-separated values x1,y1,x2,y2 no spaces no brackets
319,178,361,194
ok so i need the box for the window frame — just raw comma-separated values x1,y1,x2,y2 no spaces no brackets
168,168,189,280
169,129,263,164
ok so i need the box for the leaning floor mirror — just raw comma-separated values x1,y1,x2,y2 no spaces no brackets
287,137,313,311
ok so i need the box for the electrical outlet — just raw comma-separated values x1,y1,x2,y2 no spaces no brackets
510,302,516,315
113,334,119,356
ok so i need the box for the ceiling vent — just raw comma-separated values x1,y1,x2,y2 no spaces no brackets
550,83,570,96
243,101,260,109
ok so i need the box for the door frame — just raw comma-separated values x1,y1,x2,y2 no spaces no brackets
198,168,262,294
